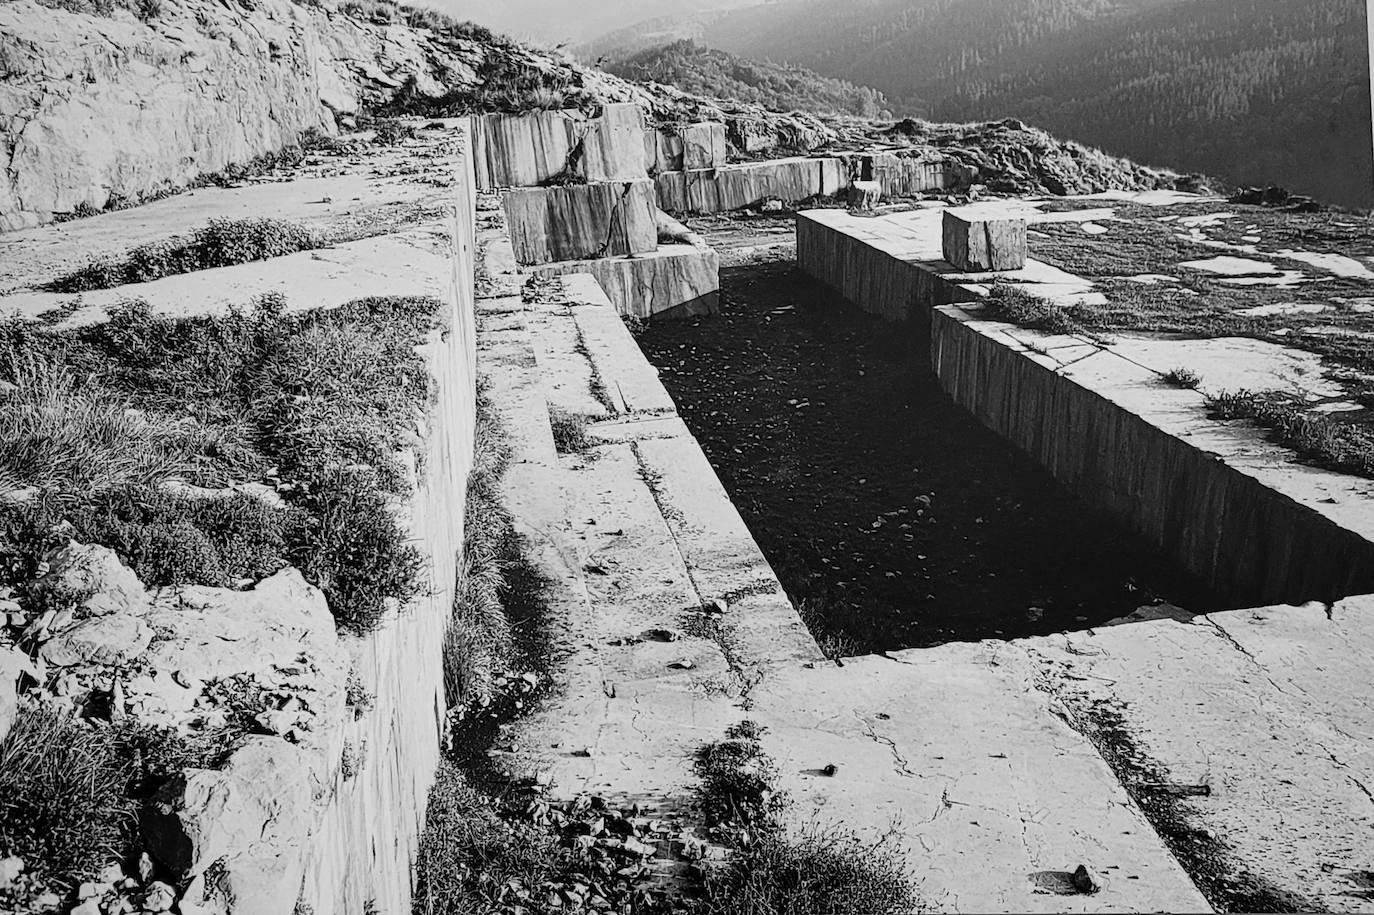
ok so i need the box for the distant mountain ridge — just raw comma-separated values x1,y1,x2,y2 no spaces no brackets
601,40,891,119
583,0,1373,208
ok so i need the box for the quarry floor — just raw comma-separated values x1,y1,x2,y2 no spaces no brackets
636,246,1223,651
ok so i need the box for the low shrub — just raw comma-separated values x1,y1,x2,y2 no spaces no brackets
696,720,784,828
47,218,324,293
0,294,441,635
68,487,297,588
1162,366,1202,389
287,468,423,634
693,824,919,915
690,721,921,914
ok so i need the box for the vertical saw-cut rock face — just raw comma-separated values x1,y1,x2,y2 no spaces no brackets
503,180,657,265
655,157,849,214
0,0,481,231
942,208,1028,272
472,104,649,190
644,121,728,174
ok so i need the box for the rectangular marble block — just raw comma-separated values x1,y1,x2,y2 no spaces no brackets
645,122,728,173
503,180,658,266
473,104,648,189
533,242,720,319
942,209,1028,272
655,157,848,214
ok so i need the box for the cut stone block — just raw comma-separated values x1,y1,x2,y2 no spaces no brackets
847,179,881,211
533,241,720,319
861,152,952,197
577,103,648,183
645,122,728,173
655,157,848,214
942,207,1028,272
473,105,648,190
503,180,657,266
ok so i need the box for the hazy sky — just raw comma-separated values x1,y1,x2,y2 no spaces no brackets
433,0,757,45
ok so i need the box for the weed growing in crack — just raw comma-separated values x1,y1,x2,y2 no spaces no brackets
1162,366,1202,389
1207,389,1374,479
691,721,921,914
549,408,593,454
982,284,1083,335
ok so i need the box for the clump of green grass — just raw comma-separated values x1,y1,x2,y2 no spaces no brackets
690,721,921,914
445,379,515,709
696,720,785,829
0,703,134,888
46,218,324,293
0,703,238,900
982,284,1083,335
1162,366,1202,389
549,408,592,454
0,293,441,635
0,353,203,496
796,596,862,661
414,761,582,915
693,824,920,915
1207,390,1374,479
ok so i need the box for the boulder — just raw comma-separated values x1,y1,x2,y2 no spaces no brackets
141,569,337,684
942,208,1028,272
142,737,317,882
0,648,36,743
40,614,153,667
43,543,149,615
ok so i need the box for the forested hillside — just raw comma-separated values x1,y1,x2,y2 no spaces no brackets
586,0,1372,208
603,39,891,118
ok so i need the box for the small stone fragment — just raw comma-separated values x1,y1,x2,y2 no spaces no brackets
0,855,23,888
143,881,176,912
1071,864,1102,894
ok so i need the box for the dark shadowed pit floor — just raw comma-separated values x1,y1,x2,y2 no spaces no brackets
635,245,1227,653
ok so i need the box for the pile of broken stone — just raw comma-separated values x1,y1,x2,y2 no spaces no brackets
0,854,177,915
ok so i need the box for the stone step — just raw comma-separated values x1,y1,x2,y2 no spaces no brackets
749,645,1212,914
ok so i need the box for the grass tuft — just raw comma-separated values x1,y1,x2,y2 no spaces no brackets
1207,390,1374,479
694,823,920,915
0,351,201,497
549,408,592,454
1162,367,1202,389
982,284,1083,335
0,703,134,888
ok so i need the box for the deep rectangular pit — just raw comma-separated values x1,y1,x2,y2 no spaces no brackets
635,238,1230,653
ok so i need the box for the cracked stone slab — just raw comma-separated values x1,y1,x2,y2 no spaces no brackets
1026,595,1374,911
750,645,1210,913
